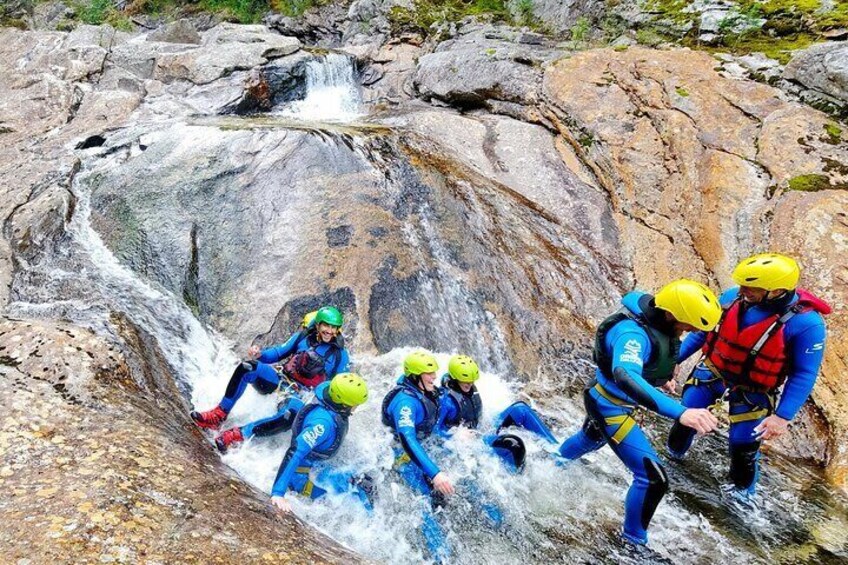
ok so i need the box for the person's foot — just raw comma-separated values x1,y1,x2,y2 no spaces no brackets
190,405,227,430
215,427,244,452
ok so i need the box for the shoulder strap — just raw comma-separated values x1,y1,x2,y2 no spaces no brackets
740,305,798,377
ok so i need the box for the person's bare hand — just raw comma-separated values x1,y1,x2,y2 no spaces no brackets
679,408,719,435
754,415,789,441
270,495,292,513
432,472,455,496
247,345,261,360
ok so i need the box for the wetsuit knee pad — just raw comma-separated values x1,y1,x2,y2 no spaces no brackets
491,433,527,473
582,416,605,443
641,458,669,530
729,442,760,490
667,421,695,458
251,378,278,395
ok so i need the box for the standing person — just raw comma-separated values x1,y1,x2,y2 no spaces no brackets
190,306,350,432
557,279,722,546
382,351,453,562
269,373,373,513
666,253,830,498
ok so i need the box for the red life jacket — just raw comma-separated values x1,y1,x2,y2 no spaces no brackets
703,289,831,391
282,350,327,389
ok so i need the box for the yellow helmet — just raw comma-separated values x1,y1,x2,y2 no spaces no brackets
654,279,721,331
328,373,368,407
301,311,318,328
403,351,439,376
732,253,800,291
448,355,480,383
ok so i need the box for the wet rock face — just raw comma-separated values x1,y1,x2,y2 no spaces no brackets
0,319,361,564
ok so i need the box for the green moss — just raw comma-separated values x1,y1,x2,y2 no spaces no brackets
485,48,496,56
824,123,843,145
388,0,519,37
612,44,628,52
675,86,689,97
788,174,831,192
635,27,666,47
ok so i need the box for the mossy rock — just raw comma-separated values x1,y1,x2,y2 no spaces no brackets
788,174,833,192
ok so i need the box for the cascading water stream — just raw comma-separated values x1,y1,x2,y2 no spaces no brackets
277,53,364,122
5,55,848,565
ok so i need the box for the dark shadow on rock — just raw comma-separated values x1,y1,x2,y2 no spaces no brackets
255,287,358,348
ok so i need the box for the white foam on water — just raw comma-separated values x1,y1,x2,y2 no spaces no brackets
277,53,364,123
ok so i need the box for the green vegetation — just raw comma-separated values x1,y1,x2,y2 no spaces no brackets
75,0,134,29
824,123,843,145
570,16,590,43
636,0,848,65
389,0,515,36
788,174,831,192
675,86,689,97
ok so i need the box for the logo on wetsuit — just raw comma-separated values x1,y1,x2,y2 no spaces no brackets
398,406,414,428
303,424,325,447
620,339,644,366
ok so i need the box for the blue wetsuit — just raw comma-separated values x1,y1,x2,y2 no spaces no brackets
271,383,370,508
558,291,687,545
382,376,449,561
217,328,349,438
667,288,828,494
436,375,559,450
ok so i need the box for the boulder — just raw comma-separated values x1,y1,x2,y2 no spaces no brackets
784,41,848,111
155,23,301,85
147,18,201,44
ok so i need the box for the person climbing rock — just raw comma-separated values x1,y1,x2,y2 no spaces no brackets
382,351,453,562
437,354,559,472
269,373,373,513
558,279,722,546
190,306,350,437
666,253,830,499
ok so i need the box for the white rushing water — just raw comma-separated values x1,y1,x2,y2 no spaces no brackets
277,53,364,123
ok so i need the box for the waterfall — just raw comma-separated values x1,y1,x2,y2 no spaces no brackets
278,53,364,122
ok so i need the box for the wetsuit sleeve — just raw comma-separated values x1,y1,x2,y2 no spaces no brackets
270,416,335,496
435,395,458,438
610,331,686,420
678,331,707,362
775,320,827,420
391,397,440,479
259,332,302,364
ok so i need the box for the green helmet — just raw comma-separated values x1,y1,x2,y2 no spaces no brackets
403,351,438,377
328,373,368,407
448,354,479,383
314,306,343,328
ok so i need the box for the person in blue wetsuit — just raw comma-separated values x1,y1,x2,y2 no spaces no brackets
558,279,723,546
437,354,559,471
666,253,830,498
269,372,373,514
382,351,453,562
190,306,350,437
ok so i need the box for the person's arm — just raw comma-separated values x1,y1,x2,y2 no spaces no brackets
392,398,440,479
774,321,827,420
610,331,686,420
270,417,331,496
678,331,707,362
435,396,458,438
260,332,303,364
